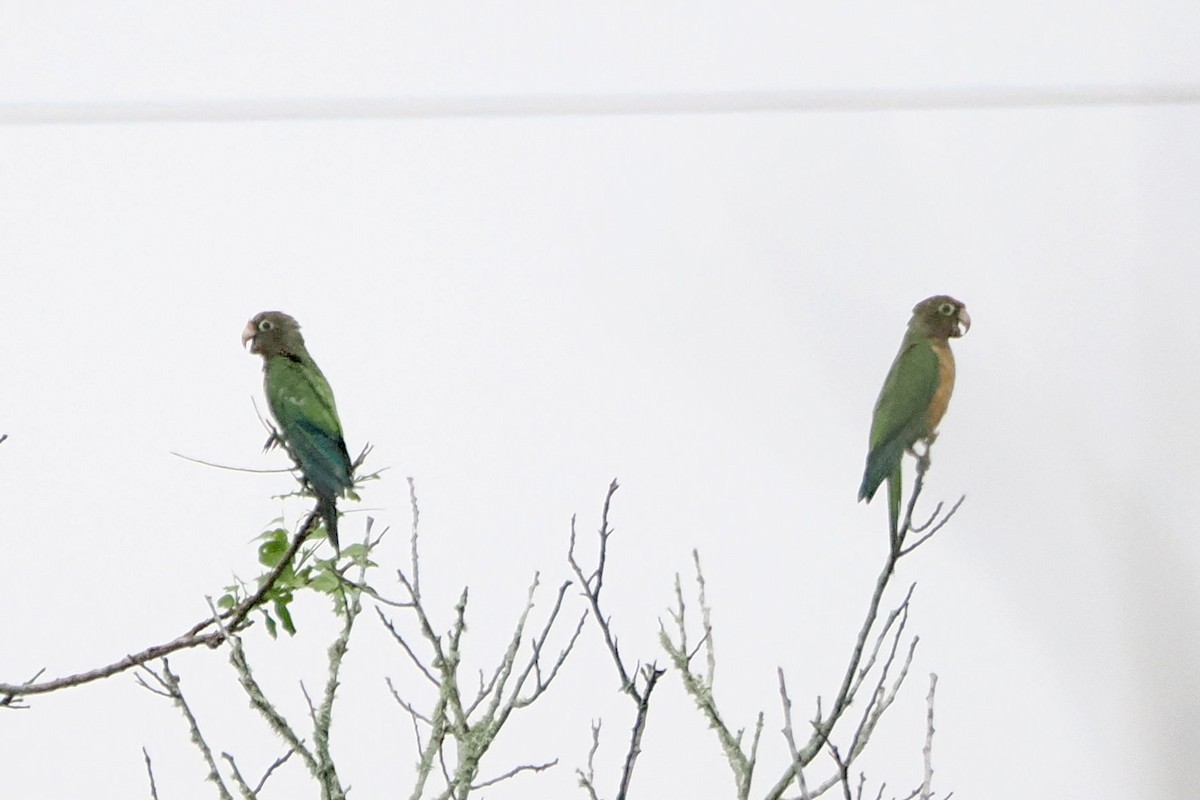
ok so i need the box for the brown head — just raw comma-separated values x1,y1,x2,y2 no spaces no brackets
242,311,306,358
909,295,970,341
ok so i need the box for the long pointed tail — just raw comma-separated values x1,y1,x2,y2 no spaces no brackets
319,497,340,554
886,467,901,543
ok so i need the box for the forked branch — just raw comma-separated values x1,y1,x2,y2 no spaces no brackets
568,479,666,800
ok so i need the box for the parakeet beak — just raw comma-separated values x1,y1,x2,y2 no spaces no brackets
955,309,971,337
241,322,257,351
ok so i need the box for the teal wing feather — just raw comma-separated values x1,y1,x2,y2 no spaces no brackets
858,335,939,505
265,356,352,497
265,356,353,547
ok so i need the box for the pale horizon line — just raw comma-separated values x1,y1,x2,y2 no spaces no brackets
2,84,1200,125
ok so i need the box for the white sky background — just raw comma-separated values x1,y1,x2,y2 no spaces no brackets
1,3,1198,797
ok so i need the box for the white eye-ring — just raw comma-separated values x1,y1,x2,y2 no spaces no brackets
938,302,956,316
258,319,274,332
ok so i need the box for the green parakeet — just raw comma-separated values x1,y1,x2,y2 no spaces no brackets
243,311,353,552
858,295,970,538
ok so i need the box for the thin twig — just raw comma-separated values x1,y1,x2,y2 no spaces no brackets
377,608,440,686
0,509,323,703
661,555,757,799
576,720,603,800
618,664,664,800
764,445,961,800
226,625,318,775
568,480,666,800
899,497,965,556
309,526,371,800
257,750,296,795
568,480,633,690
387,676,433,724
141,658,234,800
170,451,291,473
920,674,939,800
777,669,811,800
384,478,583,799
471,759,558,790
407,476,421,600
142,748,160,800
221,752,257,800
827,742,852,800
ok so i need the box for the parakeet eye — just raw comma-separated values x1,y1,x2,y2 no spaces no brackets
938,302,956,316
258,319,274,332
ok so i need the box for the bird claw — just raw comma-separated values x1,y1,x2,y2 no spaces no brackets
910,433,938,472
262,431,283,453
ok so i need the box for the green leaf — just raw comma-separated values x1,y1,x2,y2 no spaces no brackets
258,534,290,568
308,570,340,593
274,597,297,636
217,593,237,610
262,609,278,639
255,527,289,543
274,563,303,589
340,543,368,560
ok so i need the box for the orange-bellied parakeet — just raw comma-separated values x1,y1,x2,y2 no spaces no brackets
243,311,353,552
858,295,970,538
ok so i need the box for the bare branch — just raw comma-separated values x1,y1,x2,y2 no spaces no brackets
477,573,544,723
763,439,963,800
827,741,852,800
920,673,940,800
568,480,634,691
221,752,258,800
899,497,965,557
471,759,558,790
504,578,588,713
896,444,963,555
847,621,919,767
845,586,916,726
407,476,422,600
259,750,296,795
661,553,758,799
576,720,603,800
142,748,160,800
226,627,318,775
379,479,584,799
139,659,234,800
377,608,440,687
618,663,665,800
0,509,323,704
409,693,450,800
170,450,291,473
777,670,811,800
387,676,433,725
0,668,42,709
307,534,374,799
568,479,666,800
222,751,297,799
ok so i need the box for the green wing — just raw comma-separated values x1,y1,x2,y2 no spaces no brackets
858,335,939,507
265,355,353,502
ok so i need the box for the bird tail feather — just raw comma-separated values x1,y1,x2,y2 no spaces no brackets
886,468,901,542
319,497,340,554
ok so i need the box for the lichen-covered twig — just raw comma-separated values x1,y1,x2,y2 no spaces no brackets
661,551,763,800
137,658,234,800
658,451,963,800
381,478,584,799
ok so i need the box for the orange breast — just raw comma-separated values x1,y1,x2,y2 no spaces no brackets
926,341,956,432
